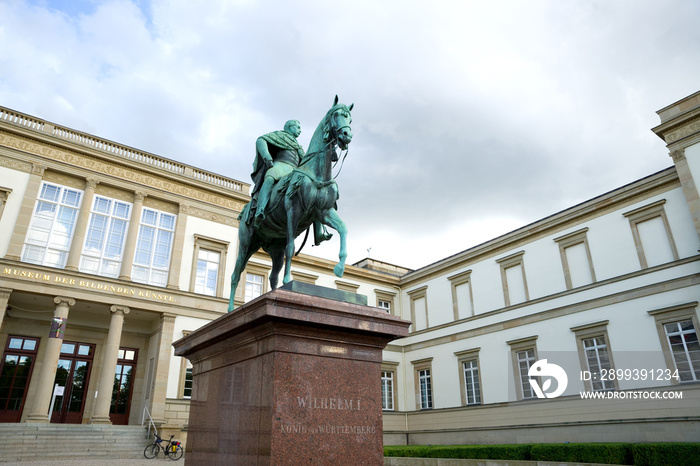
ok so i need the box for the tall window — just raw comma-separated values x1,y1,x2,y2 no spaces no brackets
381,370,394,410
183,366,193,398
418,369,433,409
516,349,537,399
131,208,176,287
245,273,264,302
462,359,481,405
80,196,131,278
190,235,229,297
664,320,700,382
572,321,617,392
22,182,83,268
194,249,220,296
583,336,614,391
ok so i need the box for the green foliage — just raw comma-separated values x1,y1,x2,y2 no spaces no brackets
384,443,700,465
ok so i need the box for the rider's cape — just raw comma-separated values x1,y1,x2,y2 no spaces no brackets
250,130,305,197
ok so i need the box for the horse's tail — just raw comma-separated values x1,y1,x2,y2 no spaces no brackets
295,226,310,256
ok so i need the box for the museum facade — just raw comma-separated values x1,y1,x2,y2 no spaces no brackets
0,91,698,445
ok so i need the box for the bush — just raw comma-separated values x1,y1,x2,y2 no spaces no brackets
384,443,700,465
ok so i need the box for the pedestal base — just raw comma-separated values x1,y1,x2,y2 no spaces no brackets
174,285,409,466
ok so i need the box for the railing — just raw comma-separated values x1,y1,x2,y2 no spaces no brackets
141,405,158,439
0,105,247,193
0,107,45,131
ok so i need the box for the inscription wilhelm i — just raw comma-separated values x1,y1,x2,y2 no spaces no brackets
296,395,361,411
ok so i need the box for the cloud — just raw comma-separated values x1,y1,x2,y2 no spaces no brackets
2,0,699,269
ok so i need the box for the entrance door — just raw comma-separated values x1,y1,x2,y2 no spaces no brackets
0,336,39,422
50,341,94,424
110,347,138,425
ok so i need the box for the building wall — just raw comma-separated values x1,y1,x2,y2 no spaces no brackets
1,91,700,446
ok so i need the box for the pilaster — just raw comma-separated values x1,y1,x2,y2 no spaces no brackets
119,191,146,280
0,287,11,331
65,178,99,271
166,203,188,290
5,164,45,260
149,313,176,426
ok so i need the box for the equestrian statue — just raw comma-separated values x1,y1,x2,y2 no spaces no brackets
228,95,354,311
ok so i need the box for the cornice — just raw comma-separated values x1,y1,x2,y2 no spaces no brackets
0,129,248,213
400,168,680,286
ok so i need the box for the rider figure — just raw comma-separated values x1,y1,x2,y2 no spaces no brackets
251,120,332,245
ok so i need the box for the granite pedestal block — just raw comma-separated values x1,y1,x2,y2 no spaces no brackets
173,285,410,465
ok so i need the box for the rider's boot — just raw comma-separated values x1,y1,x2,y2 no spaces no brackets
313,221,333,246
254,177,275,228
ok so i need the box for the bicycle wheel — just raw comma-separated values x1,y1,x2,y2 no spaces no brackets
169,445,184,460
144,443,160,459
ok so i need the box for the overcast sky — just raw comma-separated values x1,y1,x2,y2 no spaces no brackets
1,0,699,270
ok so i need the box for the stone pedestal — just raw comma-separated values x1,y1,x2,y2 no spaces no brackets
173,285,410,466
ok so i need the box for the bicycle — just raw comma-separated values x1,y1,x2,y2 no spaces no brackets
144,433,184,460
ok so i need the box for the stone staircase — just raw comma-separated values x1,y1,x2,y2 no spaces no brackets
0,424,151,462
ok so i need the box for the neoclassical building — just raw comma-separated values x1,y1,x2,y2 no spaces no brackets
0,90,698,445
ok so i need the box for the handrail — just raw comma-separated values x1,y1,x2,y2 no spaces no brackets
141,405,158,439
0,105,247,194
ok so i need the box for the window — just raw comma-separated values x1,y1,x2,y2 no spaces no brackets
245,273,264,302
462,360,481,405
381,370,394,410
194,250,220,296
583,337,614,390
455,348,481,406
408,286,429,331
22,182,83,268
649,303,700,384
497,252,529,306
183,366,193,398
418,369,432,409
375,290,396,315
449,270,474,320
79,195,131,278
664,320,700,382
623,200,679,269
554,228,596,290
508,336,538,400
412,358,433,410
190,235,229,297
131,207,176,287
571,321,616,391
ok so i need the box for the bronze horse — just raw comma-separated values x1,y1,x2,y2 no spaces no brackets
228,96,354,311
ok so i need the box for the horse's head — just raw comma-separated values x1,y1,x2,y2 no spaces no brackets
324,95,354,150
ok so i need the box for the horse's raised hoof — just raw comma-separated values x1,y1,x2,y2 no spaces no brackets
333,264,344,277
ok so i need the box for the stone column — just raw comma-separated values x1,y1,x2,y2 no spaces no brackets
149,313,176,426
90,305,130,424
26,296,76,423
670,149,700,240
0,288,11,332
5,164,46,260
166,203,188,290
119,191,146,281
65,178,99,271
